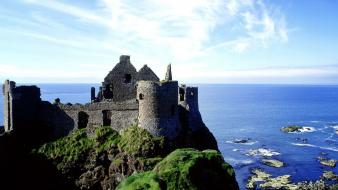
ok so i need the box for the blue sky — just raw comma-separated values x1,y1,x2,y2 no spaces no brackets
1,0,338,84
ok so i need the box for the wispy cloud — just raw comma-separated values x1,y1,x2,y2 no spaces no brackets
208,0,289,53
0,0,298,83
20,0,290,59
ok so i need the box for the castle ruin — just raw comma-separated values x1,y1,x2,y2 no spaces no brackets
2,55,205,140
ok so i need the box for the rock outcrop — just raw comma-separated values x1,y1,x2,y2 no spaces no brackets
0,125,238,190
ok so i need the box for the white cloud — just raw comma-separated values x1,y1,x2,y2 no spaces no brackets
9,0,294,84
21,0,289,59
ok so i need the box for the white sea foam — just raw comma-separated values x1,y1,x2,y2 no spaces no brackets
291,143,338,152
330,125,338,129
298,126,316,133
328,125,338,135
246,148,281,157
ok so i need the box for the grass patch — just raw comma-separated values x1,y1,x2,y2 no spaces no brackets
36,129,94,170
95,126,120,153
116,171,163,190
118,126,165,157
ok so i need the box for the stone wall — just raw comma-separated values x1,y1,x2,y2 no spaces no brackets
40,99,139,137
102,55,138,102
137,65,160,81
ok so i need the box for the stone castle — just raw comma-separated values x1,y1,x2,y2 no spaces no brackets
2,55,206,140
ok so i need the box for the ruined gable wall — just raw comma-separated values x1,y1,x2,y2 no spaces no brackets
103,56,138,102
137,65,160,81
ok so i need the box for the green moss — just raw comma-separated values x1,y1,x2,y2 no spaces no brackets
281,125,302,133
95,126,120,153
36,129,94,170
35,127,121,171
138,157,163,171
118,126,165,157
118,148,239,190
116,171,163,190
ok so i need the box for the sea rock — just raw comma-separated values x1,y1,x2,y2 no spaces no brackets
296,137,308,143
247,148,280,157
318,157,337,167
262,159,284,168
247,168,338,190
246,169,297,190
226,138,257,145
281,125,302,133
260,175,297,190
322,171,338,181
281,125,316,133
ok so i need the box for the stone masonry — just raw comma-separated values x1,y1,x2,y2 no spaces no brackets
2,55,204,140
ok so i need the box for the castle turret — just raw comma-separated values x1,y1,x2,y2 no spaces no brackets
137,81,180,139
179,85,203,131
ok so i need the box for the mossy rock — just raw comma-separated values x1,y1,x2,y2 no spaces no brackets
36,129,95,170
281,125,302,133
118,126,165,157
117,171,164,190
35,127,121,171
117,148,239,190
95,126,120,153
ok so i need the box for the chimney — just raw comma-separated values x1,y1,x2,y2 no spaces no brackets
120,55,130,63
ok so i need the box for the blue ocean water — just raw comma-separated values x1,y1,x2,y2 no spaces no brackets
1,84,337,189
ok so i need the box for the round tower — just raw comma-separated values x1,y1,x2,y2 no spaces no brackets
137,80,180,139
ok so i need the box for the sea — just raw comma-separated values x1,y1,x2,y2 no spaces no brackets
1,84,337,189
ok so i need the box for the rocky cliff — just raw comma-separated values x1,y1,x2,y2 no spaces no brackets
0,124,238,190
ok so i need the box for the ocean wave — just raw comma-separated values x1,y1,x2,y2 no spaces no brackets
246,148,281,157
291,143,338,152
